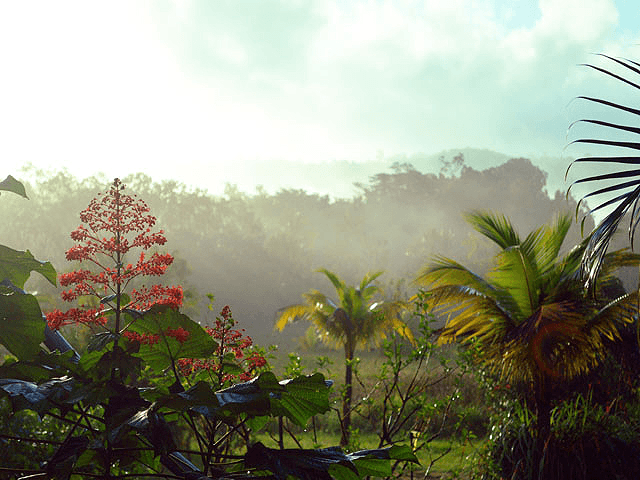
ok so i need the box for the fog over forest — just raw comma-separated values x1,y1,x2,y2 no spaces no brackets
3,152,598,349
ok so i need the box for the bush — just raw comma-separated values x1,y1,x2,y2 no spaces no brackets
477,393,640,480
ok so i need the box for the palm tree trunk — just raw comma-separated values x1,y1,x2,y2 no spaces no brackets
340,341,354,447
533,380,551,479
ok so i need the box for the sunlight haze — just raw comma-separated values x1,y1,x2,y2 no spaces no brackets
1,0,638,197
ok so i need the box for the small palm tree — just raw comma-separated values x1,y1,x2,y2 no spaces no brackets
415,211,640,439
275,268,413,446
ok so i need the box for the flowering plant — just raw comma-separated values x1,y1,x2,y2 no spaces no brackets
178,299,268,385
0,175,412,480
46,178,183,338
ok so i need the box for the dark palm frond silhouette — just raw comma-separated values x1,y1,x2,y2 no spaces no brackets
566,54,640,291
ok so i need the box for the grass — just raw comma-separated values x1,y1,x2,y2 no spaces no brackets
253,345,490,478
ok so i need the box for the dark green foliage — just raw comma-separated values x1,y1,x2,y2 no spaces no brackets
480,396,640,480
0,174,417,479
0,244,56,289
245,442,417,480
0,290,46,360
128,304,218,371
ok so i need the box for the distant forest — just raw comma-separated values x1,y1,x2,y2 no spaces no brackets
2,156,594,347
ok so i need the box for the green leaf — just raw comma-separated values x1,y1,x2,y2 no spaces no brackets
0,376,73,414
351,458,391,477
44,435,89,480
93,346,143,383
328,464,360,480
0,244,57,288
78,348,108,373
157,372,331,425
87,332,119,352
128,305,217,372
245,442,356,480
156,380,221,417
0,359,53,382
0,175,28,198
126,407,177,455
269,372,332,426
387,445,420,463
245,414,269,432
0,291,45,360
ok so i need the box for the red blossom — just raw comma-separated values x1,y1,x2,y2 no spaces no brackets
130,285,183,310
46,307,107,330
122,331,160,345
47,178,183,333
165,327,190,344
178,305,267,385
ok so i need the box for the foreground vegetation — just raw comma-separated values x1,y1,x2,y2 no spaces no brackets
2,157,640,479
4,52,640,480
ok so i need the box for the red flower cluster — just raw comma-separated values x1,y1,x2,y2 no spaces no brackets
46,307,108,330
165,327,190,344
177,305,267,384
46,178,183,333
130,284,184,310
122,327,190,346
122,331,160,345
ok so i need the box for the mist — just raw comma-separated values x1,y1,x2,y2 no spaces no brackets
3,153,593,350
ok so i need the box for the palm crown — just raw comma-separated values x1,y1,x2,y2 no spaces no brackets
415,211,639,390
275,268,413,350
275,268,412,446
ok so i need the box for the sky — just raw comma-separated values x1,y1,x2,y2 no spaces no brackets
1,0,639,198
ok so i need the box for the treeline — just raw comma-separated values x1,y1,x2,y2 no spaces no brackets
1,156,591,346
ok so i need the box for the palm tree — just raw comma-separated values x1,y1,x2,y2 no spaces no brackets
415,211,640,441
566,54,640,288
275,268,413,446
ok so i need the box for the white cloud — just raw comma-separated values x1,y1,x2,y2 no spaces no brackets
0,0,634,196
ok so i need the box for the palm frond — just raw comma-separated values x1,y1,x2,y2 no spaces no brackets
429,285,515,345
464,211,520,249
489,246,539,318
360,270,384,291
317,268,346,296
581,188,640,291
415,255,496,296
275,304,312,331
587,291,639,340
533,213,572,274
566,54,640,290
302,290,334,311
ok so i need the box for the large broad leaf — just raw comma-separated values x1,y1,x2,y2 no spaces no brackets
44,435,89,480
126,407,177,455
345,445,419,477
128,305,217,372
0,175,28,198
269,372,332,426
0,357,55,382
0,245,57,288
245,442,356,480
0,376,73,413
155,372,332,426
0,291,46,360
245,442,418,480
